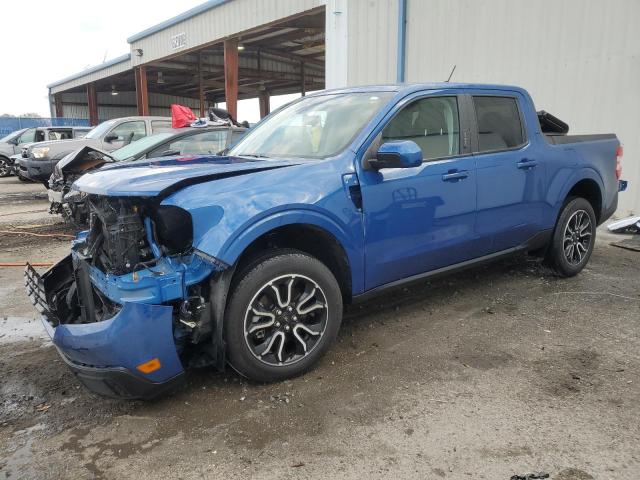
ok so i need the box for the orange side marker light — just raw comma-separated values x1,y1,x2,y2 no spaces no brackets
137,358,162,374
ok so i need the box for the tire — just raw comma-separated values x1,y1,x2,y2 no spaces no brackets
224,249,343,382
545,197,596,277
0,158,11,177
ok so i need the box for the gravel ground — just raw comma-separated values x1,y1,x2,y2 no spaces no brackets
0,176,638,480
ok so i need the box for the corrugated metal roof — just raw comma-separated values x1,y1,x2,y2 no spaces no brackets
126,0,231,43
46,54,131,89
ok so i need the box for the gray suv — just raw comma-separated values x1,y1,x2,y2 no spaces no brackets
18,116,171,184
0,126,91,177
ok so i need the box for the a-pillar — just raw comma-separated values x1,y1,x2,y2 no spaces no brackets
135,66,149,116
86,83,99,126
223,39,239,120
259,90,270,118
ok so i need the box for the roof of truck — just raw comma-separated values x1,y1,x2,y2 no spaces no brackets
312,83,529,96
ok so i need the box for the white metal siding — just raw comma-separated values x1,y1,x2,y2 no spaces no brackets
130,0,325,65
346,0,398,86
49,59,132,95
402,0,640,215
56,91,199,121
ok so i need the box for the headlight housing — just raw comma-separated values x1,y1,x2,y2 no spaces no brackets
152,206,193,254
31,147,50,159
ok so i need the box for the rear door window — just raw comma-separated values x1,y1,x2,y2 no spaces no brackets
473,96,525,152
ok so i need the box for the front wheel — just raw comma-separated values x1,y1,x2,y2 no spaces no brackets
224,250,342,382
545,197,596,277
0,159,11,177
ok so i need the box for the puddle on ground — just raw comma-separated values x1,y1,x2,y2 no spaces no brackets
0,316,50,345
1,423,45,479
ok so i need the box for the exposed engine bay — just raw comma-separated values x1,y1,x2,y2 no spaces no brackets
49,147,113,226
28,194,222,367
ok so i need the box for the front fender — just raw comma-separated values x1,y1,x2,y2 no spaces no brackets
194,206,364,294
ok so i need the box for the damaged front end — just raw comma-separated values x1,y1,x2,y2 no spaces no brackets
49,147,113,227
25,195,224,399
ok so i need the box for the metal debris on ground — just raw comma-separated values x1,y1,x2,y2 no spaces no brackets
607,216,640,234
510,474,549,480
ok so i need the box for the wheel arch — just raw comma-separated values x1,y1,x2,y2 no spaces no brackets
564,177,603,223
228,222,355,303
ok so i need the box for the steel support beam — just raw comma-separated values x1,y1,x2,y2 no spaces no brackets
54,95,64,118
224,39,239,119
135,66,149,116
199,53,206,117
259,90,270,118
86,83,99,126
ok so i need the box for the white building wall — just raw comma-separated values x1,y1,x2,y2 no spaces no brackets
56,91,200,121
130,0,324,66
336,0,639,215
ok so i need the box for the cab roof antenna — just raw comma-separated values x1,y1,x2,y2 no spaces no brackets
445,65,457,83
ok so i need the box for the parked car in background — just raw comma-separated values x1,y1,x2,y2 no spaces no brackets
48,124,247,225
25,83,625,399
18,116,171,184
0,126,90,177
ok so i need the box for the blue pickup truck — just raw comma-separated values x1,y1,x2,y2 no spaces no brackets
25,83,625,398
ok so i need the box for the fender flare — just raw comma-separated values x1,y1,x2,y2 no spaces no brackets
196,207,363,293
551,167,605,222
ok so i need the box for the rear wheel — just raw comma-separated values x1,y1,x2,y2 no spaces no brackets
545,197,596,277
224,250,342,382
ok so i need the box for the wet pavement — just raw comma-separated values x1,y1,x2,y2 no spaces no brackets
0,176,638,479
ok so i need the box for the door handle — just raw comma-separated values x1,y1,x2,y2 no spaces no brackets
441,170,469,182
517,158,538,169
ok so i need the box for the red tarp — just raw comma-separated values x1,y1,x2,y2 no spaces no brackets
171,104,197,129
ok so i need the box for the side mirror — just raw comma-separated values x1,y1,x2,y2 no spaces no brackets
104,134,118,143
368,140,422,170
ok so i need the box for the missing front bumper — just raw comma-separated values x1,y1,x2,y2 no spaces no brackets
25,257,185,399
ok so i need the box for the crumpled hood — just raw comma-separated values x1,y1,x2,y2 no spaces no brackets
72,155,301,197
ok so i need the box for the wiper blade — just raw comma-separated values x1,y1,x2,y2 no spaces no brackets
241,153,271,159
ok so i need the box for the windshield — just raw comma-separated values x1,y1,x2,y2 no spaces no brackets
0,129,27,143
111,132,174,161
85,119,117,139
229,92,393,159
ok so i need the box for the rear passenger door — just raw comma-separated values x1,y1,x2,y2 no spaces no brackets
471,93,546,253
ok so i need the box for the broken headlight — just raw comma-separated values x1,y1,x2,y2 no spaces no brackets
31,146,50,159
153,206,193,254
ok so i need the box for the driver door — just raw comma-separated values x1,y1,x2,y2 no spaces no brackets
102,121,146,151
358,94,480,291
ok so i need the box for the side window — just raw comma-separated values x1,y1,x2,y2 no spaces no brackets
473,96,525,152
18,129,36,144
109,121,146,142
151,121,172,133
151,131,229,158
229,130,246,148
74,129,90,138
381,96,460,161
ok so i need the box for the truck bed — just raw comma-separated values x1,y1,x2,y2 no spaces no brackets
544,133,617,145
